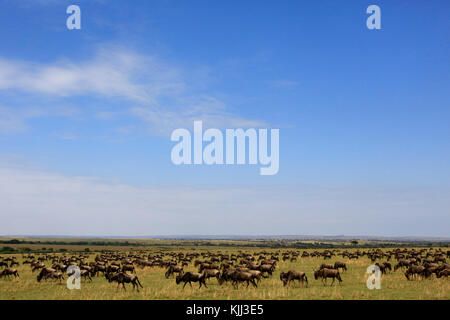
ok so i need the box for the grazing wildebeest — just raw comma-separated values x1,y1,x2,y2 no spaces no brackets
258,264,275,277
0,268,19,279
436,269,449,278
0,261,8,269
218,268,237,285
122,264,135,273
106,265,120,274
80,269,93,282
37,268,56,282
434,256,446,263
38,270,64,283
107,272,143,291
94,264,107,276
32,263,45,272
9,261,19,267
247,270,263,284
405,266,425,280
424,265,441,278
334,262,347,272
198,263,219,273
165,265,184,278
176,272,207,289
230,271,258,289
280,270,308,287
394,259,411,271
375,262,391,275
314,268,342,286
203,269,220,281
320,264,334,270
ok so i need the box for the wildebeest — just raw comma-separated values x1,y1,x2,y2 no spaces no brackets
405,266,425,280
334,262,347,272
165,265,184,278
176,272,207,289
37,269,64,283
80,269,93,282
394,259,411,271
203,268,220,281
37,268,57,282
258,264,275,277
0,268,19,279
93,264,107,276
121,264,135,273
280,270,308,287
218,268,237,285
436,269,449,278
375,262,392,274
31,262,45,272
229,271,258,289
314,268,342,286
198,263,219,273
106,265,120,274
320,264,334,270
107,272,143,291
247,270,263,284
9,261,19,267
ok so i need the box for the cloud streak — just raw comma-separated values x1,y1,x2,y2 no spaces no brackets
0,47,265,135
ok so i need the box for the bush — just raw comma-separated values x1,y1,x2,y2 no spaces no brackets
0,246,15,253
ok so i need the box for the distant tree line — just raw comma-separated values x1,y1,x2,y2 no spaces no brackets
0,238,447,254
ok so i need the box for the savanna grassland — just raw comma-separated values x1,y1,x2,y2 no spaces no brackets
0,238,448,300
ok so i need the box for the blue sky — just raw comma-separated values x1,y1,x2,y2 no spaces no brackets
0,0,449,237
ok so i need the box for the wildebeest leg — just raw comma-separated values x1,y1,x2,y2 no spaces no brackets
137,278,143,288
122,282,126,291
331,277,335,286
251,279,258,288
182,281,187,289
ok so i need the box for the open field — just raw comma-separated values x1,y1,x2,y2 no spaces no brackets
0,239,449,300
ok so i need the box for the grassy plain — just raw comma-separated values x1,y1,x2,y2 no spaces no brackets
0,240,448,300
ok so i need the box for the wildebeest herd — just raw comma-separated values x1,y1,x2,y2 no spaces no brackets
0,247,448,295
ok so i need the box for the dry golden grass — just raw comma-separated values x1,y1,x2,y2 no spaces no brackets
0,247,448,300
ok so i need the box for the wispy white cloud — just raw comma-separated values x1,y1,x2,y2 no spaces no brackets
0,48,182,103
0,105,79,133
0,47,264,135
